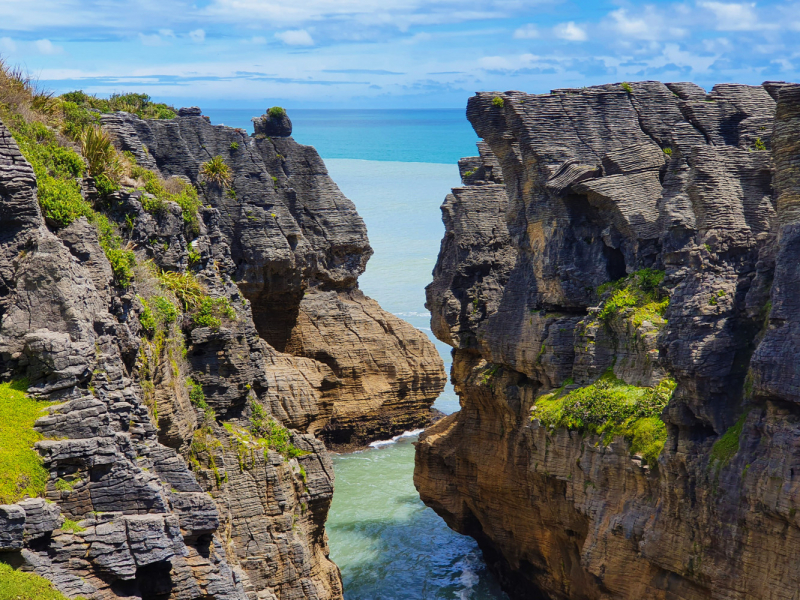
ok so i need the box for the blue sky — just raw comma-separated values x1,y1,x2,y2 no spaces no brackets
0,0,797,108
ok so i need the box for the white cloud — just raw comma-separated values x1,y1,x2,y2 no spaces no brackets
189,29,206,43
249,36,267,44
35,38,62,54
274,29,314,46
513,24,539,39
158,29,176,38
0,37,16,54
553,21,587,42
139,32,168,46
700,2,764,31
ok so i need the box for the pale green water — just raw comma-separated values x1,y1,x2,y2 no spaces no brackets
323,159,508,600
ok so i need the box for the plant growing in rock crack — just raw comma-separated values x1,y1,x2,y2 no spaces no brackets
200,155,232,187
492,96,504,108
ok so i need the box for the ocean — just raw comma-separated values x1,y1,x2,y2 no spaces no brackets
205,108,508,600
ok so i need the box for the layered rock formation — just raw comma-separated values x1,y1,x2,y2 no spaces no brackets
415,81,800,599
0,104,443,599
102,110,446,448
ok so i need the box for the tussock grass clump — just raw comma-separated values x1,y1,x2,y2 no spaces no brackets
79,125,121,196
597,268,668,328
200,155,232,187
532,371,675,468
0,380,56,504
0,562,85,600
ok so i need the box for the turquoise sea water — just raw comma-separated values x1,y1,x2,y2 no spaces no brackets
204,108,478,165
207,110,506,599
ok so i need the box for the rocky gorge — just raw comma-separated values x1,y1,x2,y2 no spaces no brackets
415,81,800,599
0,87,445,600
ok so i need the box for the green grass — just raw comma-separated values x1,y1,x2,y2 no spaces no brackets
0,380,56,504
0,562,85,600
710,411,748,469
531,371,675,468
597,268,668,328
267,106,286,118
61,518,86,533
621,82,633,93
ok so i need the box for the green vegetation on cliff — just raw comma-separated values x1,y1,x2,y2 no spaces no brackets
0,380,56,504
597,268,668,328
0,563,85,600
60,90,176,120
532,371,675,468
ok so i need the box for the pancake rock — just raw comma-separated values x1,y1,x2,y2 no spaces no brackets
0,103,442,599
415,81,800,599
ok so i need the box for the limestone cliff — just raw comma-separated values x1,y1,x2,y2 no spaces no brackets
415,81,800,599
0,101,443,599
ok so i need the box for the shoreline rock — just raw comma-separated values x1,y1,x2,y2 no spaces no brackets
415,81,800,599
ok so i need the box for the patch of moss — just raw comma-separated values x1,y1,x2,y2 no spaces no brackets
0,562,86,600
710,411,748,469
597,268,668,328
532,371,675,468
0,380,57,504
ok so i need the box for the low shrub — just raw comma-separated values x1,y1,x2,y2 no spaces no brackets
621,82,633,93
267,106,286,118
491,96,504,108
60,90,176,120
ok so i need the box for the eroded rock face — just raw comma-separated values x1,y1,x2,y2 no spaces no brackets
102,110,446,447
0,102,441,598
415,82,800,599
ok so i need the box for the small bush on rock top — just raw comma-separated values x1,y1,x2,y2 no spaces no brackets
0,379,57,504
621,82,633,93
267,106,286,118
200,155,232,187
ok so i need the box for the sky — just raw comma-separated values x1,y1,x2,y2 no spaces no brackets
0,0,797,108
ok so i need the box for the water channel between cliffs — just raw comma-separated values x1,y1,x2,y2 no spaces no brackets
323,159,508,600
204,109,508,599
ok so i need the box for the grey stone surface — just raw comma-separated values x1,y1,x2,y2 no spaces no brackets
416,81,800,600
